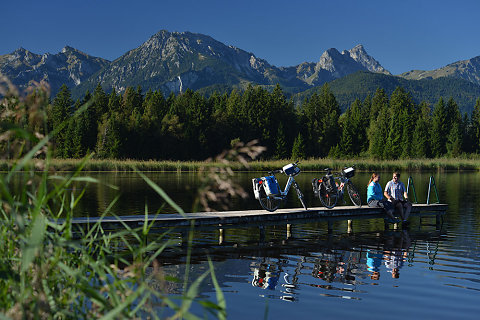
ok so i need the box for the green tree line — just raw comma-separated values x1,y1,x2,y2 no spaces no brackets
17,83,480,160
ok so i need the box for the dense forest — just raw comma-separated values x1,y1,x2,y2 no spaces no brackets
3,82,480,161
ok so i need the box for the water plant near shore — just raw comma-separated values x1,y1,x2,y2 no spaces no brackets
2,156,479,173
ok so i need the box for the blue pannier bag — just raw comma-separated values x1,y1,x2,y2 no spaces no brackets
252,178,262,199
262,176,280,196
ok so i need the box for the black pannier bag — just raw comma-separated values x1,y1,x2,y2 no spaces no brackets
312,178,320,196
324,174,336,192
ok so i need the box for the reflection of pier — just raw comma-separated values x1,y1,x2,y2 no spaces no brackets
67,203,447,234
155,228,446,302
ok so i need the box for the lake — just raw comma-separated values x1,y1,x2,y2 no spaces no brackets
37,170,480,318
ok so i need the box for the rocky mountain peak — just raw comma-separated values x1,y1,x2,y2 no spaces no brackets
317,47,363,78
347,44,390,75
14,47,28,54
61,46,77,54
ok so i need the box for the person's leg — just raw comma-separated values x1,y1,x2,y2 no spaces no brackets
403,201,412,221
381,200,397,221
393,199,404,220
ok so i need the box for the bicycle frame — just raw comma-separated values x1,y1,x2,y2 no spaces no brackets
270,175,296,199
335,176,350,199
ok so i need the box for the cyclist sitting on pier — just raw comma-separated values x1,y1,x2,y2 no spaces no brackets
367,173,398,223
384,172,412,226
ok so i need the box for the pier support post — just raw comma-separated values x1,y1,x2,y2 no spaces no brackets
259,225,266,243
180,230,188,248
286,224,292,239
219,226,224,245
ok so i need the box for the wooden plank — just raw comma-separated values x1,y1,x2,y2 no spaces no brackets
64,203,447,230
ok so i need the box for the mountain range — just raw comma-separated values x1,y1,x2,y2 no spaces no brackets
1,30,480,112
0,46,109,94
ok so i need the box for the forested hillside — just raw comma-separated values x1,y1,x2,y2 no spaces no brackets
296,71,480,114
8,82,477,161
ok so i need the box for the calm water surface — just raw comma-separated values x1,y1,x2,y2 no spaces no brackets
30,171,480,318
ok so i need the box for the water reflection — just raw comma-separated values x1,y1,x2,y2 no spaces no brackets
242,228,439,301
158,221,447,305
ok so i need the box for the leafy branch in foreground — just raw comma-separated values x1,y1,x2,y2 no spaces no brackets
195,139,266,212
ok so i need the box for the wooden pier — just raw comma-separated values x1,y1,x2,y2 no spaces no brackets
66,203,447,232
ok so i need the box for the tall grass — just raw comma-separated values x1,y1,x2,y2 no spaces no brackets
0,81,226,319
2,157,480,173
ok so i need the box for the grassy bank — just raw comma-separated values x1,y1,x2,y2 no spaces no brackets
2,157,480,172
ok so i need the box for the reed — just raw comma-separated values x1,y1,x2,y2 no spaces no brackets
2,157,480,173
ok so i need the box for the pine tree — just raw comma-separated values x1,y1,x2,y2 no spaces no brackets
367,89,389,159
97,113,122,159
412,102,432,158
300,84,340,157
274,123,288,159
430,97,448,157
470,99,480,152
291,133,306,160
70,99,85,157
339,99,364,156
385,87,413,159
108,89,121,113
446,123,462,157
63,119,75,158
51,84,73,157
445,98,463,156
369,88,389,124
93,83,108,119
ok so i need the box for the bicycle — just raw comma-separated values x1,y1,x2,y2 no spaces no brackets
312,166,362,209
252,161,307,212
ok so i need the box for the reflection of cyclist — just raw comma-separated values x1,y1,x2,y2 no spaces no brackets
383,250,407,278
252,263,280,290
312,254,342,283
366,249,383,280
383,230,411,278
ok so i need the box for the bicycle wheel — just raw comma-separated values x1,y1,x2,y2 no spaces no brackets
258,187,281,212
294,182,308,210
346,181,362,207
318,182,338,209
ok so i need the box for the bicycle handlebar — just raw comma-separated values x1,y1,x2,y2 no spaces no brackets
268,169,283,175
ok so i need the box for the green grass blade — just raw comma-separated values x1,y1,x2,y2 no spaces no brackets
134,168,185,215
208,258,226,320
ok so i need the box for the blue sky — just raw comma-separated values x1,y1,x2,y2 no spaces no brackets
2,0,480,75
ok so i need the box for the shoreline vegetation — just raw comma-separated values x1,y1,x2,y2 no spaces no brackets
2,157,480,172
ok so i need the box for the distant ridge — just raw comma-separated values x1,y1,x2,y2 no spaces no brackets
399,56,480,85
0,46,109,94
296,71,480,114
